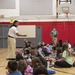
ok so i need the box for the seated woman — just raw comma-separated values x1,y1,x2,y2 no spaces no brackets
54,43,73,68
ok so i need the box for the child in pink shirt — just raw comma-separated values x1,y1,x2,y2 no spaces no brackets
24,65,33,75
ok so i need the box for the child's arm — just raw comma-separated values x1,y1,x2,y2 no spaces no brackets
57,57,65,61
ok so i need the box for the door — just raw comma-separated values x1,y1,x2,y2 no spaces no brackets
36,26,42,45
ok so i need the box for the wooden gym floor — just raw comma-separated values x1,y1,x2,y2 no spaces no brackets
0,48,75,75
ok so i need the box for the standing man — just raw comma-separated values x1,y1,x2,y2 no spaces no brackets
7,20,27,60
50,28,58,46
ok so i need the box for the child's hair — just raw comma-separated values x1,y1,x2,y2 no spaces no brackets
33,67,48,75
62,43,68,52
56,47,62,59
24,49,30,55
59,40,62,47
18,60,27,75
32,57,43,68
16,53,23,61
52,46,56,51
7,60,18,71
66,40,69,43
30,47,37,56
57,40,62,47
62,43,71,56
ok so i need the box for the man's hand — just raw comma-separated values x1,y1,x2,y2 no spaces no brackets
23,35,27,36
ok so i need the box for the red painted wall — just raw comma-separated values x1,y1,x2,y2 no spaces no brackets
0,21,75,45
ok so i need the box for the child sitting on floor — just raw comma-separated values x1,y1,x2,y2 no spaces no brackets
48,46,57,66
6,60,22,75
32,57,56,75
54,43,73,68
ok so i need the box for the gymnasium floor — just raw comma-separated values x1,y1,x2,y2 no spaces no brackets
0,48,75,75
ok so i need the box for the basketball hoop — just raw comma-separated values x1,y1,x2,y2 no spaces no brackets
56,3,74,18
63,12,69,18
63,12,69,14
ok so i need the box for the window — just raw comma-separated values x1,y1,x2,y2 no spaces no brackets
59,0,71,4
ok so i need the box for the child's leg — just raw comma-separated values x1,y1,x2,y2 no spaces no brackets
49,58,56,66
55,61,72,68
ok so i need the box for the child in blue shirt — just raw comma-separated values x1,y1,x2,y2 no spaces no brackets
6,60,22,75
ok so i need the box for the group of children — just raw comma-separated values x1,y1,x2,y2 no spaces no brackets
6,39,75,75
